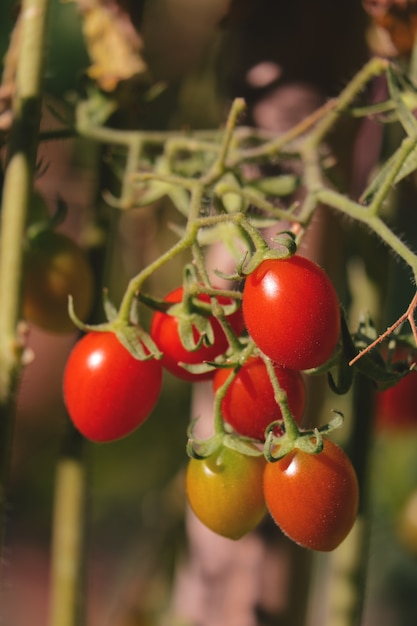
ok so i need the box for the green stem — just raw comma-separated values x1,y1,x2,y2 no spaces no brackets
48,428,87,626
0,0,50,398
262,356,300,440
306,57,389,147
317,188,417,279
212,342,256,435
0,0,50,569
117,184,203,323
368,136,416,215
202,98,246,184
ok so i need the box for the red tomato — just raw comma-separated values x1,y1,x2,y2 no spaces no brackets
213,356,306,441
150,287,244,382
22,230,95,333
263,438,359,551
374,366,417,430
63,332,162,442
242,256,340,370
186,445,266,539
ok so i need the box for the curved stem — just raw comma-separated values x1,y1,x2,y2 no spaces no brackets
212,342,256,436
316,188,417,279
262,355,300,441
117,184,203,323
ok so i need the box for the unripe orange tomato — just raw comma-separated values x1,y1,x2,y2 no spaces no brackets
22,230,95,333
186,445,266,540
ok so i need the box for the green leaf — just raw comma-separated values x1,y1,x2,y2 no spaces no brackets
222,434,263,456
361,143,417,204
387,66,417,137
102,291,118,322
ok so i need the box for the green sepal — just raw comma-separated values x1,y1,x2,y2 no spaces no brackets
186,420,223,459
186,419,263,460
115,325,162,360
264,412,344,462
238,232,297,276
102,290,119,322
68,296,162,360
222,434,263,457
295,430,324,455
177,360,216,376
177,313,214,351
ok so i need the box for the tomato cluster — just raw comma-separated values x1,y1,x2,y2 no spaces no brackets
61,253,358,550
184,256,357,550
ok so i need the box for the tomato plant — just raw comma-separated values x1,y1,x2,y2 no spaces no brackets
186,445,266,540
63,331,163,442
150,286,244,382
22,229,95,333
263,438,359,551
242,256,340,370
213,356,306,441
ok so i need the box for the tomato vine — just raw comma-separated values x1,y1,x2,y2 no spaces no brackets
4,6,417,620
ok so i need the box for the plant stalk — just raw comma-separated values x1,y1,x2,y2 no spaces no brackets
48,427,87,626
0,0,50,574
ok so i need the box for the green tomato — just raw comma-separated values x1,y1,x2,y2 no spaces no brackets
186,445,267,540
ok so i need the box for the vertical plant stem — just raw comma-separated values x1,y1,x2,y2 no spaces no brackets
49,427,87,626
0,0,50,567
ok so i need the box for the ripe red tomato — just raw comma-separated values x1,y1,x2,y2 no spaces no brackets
63,332,162,442
186,445,267,539
263,438,359,551
242,256,340,370
150,287,244,382
22,229,95,333
374,350,417,430
213,356,306,441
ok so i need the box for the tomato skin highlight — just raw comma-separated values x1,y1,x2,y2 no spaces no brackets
186,446,267,540
150,287,244,382
242,256,340,370
263,438,359,551
22,230,95,333
213,356,306,441
63,332,162,442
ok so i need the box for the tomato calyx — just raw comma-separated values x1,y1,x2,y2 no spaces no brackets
264,411,344,461
187,420,264,461
236,230,298,277
68,294,163,360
